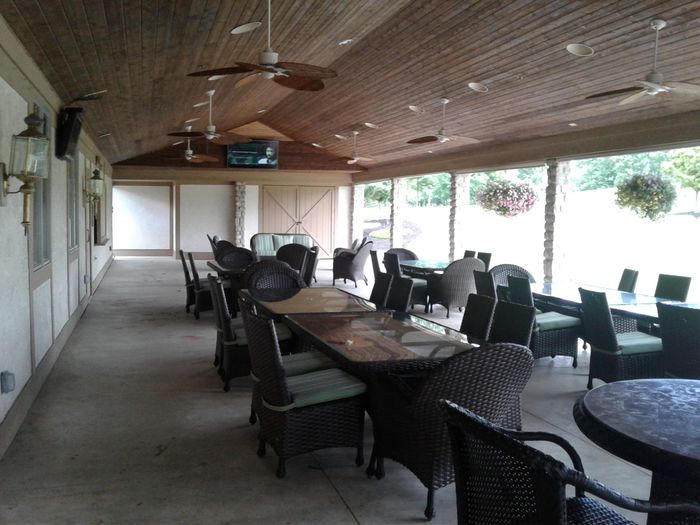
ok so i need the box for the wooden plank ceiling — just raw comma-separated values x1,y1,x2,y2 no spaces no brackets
2,0,700,170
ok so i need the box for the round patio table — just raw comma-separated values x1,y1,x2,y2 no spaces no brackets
573,379,700,524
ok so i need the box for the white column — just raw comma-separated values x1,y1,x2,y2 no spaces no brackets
351,184,364,242
390,178,406,247
449,172,470,261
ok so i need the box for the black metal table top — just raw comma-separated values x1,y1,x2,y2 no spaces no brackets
574,379,700,483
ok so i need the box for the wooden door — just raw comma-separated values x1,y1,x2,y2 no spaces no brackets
261,185,335,257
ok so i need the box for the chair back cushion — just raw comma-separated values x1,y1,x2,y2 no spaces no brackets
250,233,313,258
461,294,496,343
657,302,700,379
578,288,619,352
488,301,535,347
617,268,639,293
654,274,692,301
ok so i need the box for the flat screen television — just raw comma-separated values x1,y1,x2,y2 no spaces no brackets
55,107,84,161
226,140,278,169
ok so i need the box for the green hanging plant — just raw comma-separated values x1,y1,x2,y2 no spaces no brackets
476,179,537,217
615,174,676,221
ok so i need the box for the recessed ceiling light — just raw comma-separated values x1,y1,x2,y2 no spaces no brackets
338,39,353,46
98,132,112,139
364,122,379,129
184,117,200,124
231,21,261,35
408,105,422,113
257,109,267,114
427,150,433,154
311,143,323,148
208,75,226,81
566,43,595,57
193,101,208,108
468,82,489,93
333,133,347,140
568,122,578,127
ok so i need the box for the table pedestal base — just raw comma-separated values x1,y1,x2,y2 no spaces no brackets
648,473,700,525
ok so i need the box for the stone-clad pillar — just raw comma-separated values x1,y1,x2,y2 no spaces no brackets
351,184,364,243
449,172,470,262
233,182,246,247
390,178,406,247
543,159,568,283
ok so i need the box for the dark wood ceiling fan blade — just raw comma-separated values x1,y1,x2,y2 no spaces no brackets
236,62,276,73
211,132,251,145
273,75,324,91
187,66,252,77
276,62,337,79
407,135,438,144
585,86,640,100
192,154,219,162
168,131,204,137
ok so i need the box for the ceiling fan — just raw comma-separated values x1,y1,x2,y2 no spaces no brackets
407,98,480,145
186,0,337,91
164,135,218,164
168,96,250,145
342,131,373,165
586,19,700,105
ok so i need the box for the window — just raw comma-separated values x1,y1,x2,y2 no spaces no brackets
67,158,79,248
32,106,51,268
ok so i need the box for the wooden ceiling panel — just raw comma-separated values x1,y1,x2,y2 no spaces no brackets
1,1,699,170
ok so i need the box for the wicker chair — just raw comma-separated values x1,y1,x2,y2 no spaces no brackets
488,300,535,347
617,268,639,293
384,247,418,263
365,343,534,520
302,246,319,286
473,270,496,298
384,252,428,312
179,249,196,313
489,263,535,287
579,288,664,389
459,293,496,345
369,272,393,308
441,400,700,525
508,276,582,367
333,240,373,287
369,249,382,280
654,273,692,301
385,276,414,312
657,302,700,379
216,245,255,271
243,260,307,291
207,234,218,255
276,243,310,277
238,294,366,478
476,252,492,271
427,258,485,318
187,252,212,319
463,250,476,258
333,237,367,257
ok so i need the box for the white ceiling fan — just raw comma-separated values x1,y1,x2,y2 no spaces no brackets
168,92,250,145
343,130,373,165
587,19,700,105
407,98,480,145
164,131,218,164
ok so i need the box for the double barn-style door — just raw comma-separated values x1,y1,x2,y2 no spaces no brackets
261,186,335,257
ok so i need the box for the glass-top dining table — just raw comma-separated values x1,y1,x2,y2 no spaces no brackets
399,259,449,276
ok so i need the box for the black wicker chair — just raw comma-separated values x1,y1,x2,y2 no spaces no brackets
276,243,310,277
207,234,218,255
463,250,476,258
476,252,492,271
459,293,496,345
657,302,700,379
333,241,373,287
238,294,366,478
508,276,582,367
216,245,255,270
365,343,534,520
302,246,319,286
618,268,639,293
369,249,382,280
179,249,196,313
243,260,307,291
384,252,428,312
579,288,664,389
488,300,535,347
369,272,393,308
385,276,414,312
427,258,485,318
384,247,418,263
187,252,212,319
441,400,700,525
473,270,496,298
489,263,535,287
654,273,692,301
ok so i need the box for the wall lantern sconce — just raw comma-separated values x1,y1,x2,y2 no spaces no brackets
85,157,104,201
0,110,50,232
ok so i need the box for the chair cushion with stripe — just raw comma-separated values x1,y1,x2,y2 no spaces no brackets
616,331,663,355
282,351,336,377
535,311,582,331
286,368,366,409
233,322,293,346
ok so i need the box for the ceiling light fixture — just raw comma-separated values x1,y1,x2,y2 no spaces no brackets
568,122,578,127
69,89,108,104
184,117,200,124
311,143,323,148
207,75,227,81
364,122,379,129
566,43,595,57
467,82,489,93
98,132,112,139
257,109,267,114
338,38,353,46
408,105,422,113
231,21,262,35
193,101,208,108
333,133,347,140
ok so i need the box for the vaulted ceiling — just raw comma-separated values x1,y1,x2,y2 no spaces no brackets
3,0,700,171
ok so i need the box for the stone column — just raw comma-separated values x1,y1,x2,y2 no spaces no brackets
449,172,470,261
390,178,406,247
351,183,364,244
543,159,569,283
233,182,246,247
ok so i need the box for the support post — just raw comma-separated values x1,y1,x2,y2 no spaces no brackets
233,182,246,247
351,183,364,244
449,172,470,262
390,178,406,248
543,158,568,283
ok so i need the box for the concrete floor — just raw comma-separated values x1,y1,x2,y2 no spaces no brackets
0,257,651,524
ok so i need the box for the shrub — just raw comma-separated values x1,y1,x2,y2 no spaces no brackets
615,174,676,221
476,179,537,217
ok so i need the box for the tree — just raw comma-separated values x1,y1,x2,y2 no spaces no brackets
364,181,390,207
573,151,671,191
664,148,700,212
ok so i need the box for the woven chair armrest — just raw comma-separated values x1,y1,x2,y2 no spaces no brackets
562,469,700,516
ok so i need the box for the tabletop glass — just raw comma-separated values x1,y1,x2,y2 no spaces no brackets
400,259,449,271
243,287,374,315
285,310,472,363
534,283,666,306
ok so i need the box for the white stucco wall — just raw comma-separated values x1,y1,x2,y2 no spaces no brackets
51,158,69,337
336,185,351,251
180,184,234,252
32,280,53,364
244,184,259,249
113,185,171,250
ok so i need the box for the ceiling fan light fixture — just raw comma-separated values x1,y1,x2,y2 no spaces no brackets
566,43,595,57
231,21,262,35
467,82,489,93
364,122,379,129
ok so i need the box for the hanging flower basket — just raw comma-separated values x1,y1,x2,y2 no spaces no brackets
615,174,676,221
476,179,537,217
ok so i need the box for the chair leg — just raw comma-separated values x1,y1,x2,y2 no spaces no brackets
587,373,593,390
355,445,364,467
446,309,450,319
257,439,266,457
365,448,376,478
424,489,435,520
375,456,385,479
276,458,286,479
249,406,257,425
572,354,578,368
194,307,200,320
223,379,230,392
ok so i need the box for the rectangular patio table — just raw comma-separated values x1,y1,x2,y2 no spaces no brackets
240,287,374,316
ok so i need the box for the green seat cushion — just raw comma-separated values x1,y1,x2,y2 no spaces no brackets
232,322,293,346
285,368,366,409
252,235,276,256
272,235,295,250
616,331,663,355
282,351,336,376
536,311,582,331
292,234,313,248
